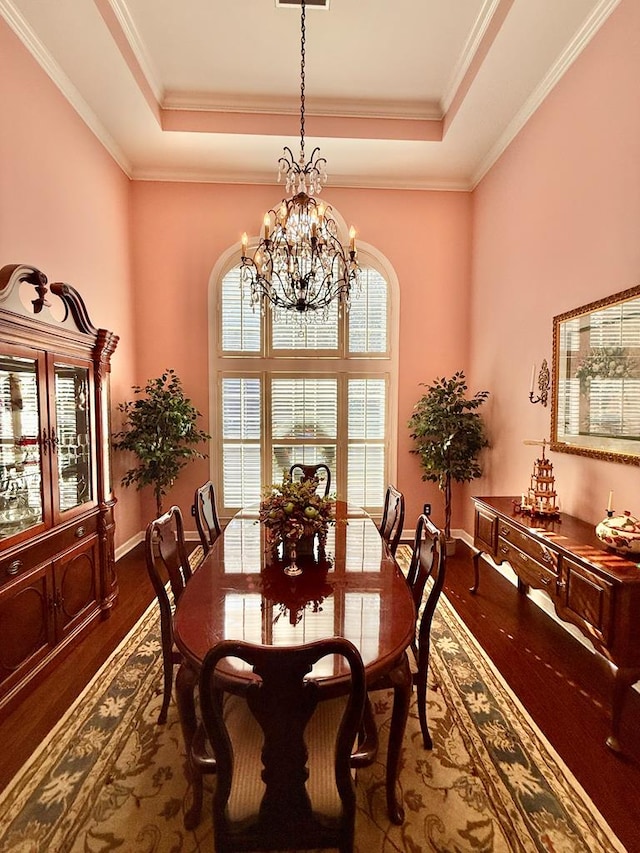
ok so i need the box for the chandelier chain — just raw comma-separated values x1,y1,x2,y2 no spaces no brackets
299,0,306,162
239,0,361,319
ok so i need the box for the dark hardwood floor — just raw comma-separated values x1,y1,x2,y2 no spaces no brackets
1,541,639,850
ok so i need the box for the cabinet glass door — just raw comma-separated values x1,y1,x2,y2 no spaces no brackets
0,356,45,539
54,364,93,512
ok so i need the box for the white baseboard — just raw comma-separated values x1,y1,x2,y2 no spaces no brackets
115,529,200,562
115,532,144,562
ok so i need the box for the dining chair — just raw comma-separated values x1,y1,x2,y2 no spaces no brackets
404,513,447,748
193,637,366,853
145,505,194,724
191,479,222,569
289,462,332,496
361,513,447,752
379,484,405,556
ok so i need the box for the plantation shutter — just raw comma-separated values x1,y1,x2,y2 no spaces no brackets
348,268,388,354
218,261,392,513
271,377,337,482
221,268,261,353
221,377,262,506
347,378,386,508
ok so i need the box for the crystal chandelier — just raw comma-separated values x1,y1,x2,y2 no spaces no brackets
240,0,360,318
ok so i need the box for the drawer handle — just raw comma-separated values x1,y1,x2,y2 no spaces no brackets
75,526,86,538
500,545,509,554
542,551,553,563
500,526,510,536
7,559,22,576
540,575,551,586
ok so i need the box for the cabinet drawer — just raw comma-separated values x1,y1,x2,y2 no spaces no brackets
497,520,558,572
474,506,498,556
0,514,98,583
558,557,614,646
497,537,558,591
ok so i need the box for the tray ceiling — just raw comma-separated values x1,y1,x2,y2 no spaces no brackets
1,0,620,190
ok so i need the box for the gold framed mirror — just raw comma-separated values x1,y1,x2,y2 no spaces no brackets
551,285,640,464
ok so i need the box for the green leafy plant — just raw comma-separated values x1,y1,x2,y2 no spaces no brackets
408,371,489,541
112,370,210,517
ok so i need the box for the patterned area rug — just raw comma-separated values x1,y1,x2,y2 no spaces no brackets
0,546,626,853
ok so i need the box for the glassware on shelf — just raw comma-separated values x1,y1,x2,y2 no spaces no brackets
0,360,43,537
54,364,93,512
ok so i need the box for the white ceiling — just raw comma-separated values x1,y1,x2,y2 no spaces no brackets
1,0,620,190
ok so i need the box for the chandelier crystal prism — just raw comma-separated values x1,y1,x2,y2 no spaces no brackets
240,0,360,318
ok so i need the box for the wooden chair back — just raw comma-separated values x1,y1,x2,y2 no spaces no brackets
145,505,192,723
379,484,405,555
289,462,332,496
198,637,365,853
193,480,222,553
405,513,447,748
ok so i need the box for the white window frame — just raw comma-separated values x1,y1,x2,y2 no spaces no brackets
208,238,400,521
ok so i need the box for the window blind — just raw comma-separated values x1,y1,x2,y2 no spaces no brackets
219,264,391,512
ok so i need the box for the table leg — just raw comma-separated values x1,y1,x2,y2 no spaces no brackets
386,652,412,825
470,550,481,594
175,662,202,830
606,663,639,753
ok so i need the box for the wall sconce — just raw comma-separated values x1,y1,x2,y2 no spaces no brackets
529,359,550,406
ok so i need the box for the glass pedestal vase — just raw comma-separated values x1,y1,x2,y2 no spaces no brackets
283,533,316,576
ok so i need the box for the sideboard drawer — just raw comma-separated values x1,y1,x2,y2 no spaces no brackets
497,537,557,591
474,505,498,557
558,556,614,646
497,520,558,573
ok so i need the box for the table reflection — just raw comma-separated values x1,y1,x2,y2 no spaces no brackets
221,506,385,576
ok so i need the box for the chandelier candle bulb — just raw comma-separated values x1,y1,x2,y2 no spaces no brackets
241,232,248,257
530,364,536,394
263,214,270,239
608,491,613,513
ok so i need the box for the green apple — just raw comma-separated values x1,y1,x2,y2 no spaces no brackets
304,506,318,518
284,502,295,514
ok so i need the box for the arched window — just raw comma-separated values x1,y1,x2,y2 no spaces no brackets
211,244,398,518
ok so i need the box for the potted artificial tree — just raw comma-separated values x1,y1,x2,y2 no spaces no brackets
112,369,210,517
408,371,489,553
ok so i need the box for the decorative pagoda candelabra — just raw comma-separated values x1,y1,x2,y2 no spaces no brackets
517,439,560,519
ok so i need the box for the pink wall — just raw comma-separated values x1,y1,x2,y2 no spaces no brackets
13,0,635,545
130,182,472,528
470,0,640,530
0,20,141,547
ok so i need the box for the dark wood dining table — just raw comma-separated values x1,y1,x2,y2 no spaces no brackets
173,501,416,826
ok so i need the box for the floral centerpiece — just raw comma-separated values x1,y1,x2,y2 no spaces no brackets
259,474,334,562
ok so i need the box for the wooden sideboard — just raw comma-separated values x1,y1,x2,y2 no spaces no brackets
472,496,640,752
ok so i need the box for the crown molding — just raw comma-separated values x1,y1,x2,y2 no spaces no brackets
470,0,621,188
102,0,163,103
162,92,443,122
441,0,502,114
129,165,470,193
0,0,132,176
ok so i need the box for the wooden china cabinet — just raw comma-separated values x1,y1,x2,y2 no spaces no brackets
0,264,119,716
